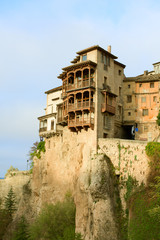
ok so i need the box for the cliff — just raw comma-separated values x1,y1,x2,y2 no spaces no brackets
0,129,150,240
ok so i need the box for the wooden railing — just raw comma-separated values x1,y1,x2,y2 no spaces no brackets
39,127,47,132
101,103,115,115
68,118,94,127
68,102,95,112
66,79,95,91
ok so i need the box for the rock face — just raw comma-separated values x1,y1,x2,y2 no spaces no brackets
27,129,122,240
0,130,149,239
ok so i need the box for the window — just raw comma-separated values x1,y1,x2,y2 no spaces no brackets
141,97,146,103
101,53,104,63
119,70,122,76
153,96,157,102
51,120,54,130
82,54,87,61
119,87,121,96
142,109,148,116
104,115,111,130
127,95,132,103
128,112,131,116
150,82,154,88
139,83,142,87
128,84,130,89
104,76,107,85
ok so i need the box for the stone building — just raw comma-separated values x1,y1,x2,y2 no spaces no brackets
38,45,160,143
38,45,126,142
123,62,160,141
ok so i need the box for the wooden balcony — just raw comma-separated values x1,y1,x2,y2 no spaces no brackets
39,127,47,133
68,101,95,112
67,79,95,91
101,103,115,115
68,118,94,128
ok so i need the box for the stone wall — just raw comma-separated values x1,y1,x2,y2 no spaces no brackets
98,138,149,184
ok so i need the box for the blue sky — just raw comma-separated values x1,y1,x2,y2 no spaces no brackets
0,0,160,177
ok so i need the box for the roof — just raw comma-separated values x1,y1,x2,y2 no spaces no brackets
76,45,118,59
124,74,160,83
153,61,160,65
62,60,97,72
114,60,126,68
45,86,62,94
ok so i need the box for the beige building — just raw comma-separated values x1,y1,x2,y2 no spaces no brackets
123,62,160,141
38,86,63,138
38,45,160,143
56,45,125,140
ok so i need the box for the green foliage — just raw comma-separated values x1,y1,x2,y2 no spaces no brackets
124,175,138,202
4,186,17,218
145,142,160,158
0,209,11,239
12,216,29,240
145,142,160,183
28,195,83,240
129,189,160,240
30,141,46,160
156,111,160,126
5,166,19,177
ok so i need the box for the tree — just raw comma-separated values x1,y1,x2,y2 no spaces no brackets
28,195,83,240
4,186,17,218
12,216,29,240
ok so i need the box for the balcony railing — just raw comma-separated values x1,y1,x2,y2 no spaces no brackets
101,103,115,115
39,127,47,132
68,118,94,127
68,101,95,112
66,79,95,91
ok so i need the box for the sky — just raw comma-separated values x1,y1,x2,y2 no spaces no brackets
0,0,160,177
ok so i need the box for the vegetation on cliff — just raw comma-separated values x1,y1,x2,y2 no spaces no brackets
0,192,83,240
127,142,160,240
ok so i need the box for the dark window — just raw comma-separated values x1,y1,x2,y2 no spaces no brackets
139,83,142,87
142,109,148,116
127,95,132,103
153,96,157,102
150,82,154,88
128,112,131,116
119,70,122,75
128,84,130,88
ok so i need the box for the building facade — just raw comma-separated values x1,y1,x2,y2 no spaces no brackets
38,46,160,143
123,62,160,141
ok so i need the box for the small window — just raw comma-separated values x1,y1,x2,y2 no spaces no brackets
139,83,142,88
141,97,146,103
104,115,111,130
142,109,148,116
128,112,131,116
82,54,87,61
150,82,154,88
153,96,157,102
128,84,130,89
119,70,122,76
127,95,132,103
104,76,107,85
144,126,148,132
119,87,121,96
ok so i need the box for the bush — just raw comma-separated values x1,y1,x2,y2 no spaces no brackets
12,216,29,240
28,195,83,240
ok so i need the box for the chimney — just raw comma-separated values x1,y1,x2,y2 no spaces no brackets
107,45,111,53
144,70,148,76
